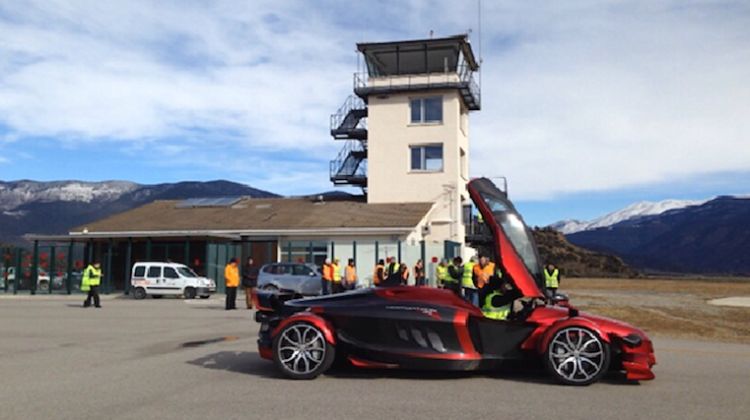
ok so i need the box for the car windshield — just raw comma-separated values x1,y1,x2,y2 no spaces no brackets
177,267,198,278
480,192,542,281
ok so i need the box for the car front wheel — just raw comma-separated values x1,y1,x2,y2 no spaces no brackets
272,322,335,380
133,287,147,300
544,326,610,386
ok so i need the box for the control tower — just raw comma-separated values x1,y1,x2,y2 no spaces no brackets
329,34,480,243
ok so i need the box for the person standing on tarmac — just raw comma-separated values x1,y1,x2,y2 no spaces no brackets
344,258,358,290
474,256,497,306
399,263,410,285
544,263,561,296
413,259,426,286
332,258,343,293
445,257,463,296
242,257,259,310
435,259,450,288
81,261,102,308
382,257,401,287
321,259,333,295
462,256,478,305
373,259,386,287
224,258,239,310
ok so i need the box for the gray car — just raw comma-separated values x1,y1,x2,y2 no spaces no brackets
257,263,322,296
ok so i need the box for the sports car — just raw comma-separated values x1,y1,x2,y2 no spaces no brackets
252,178,656,385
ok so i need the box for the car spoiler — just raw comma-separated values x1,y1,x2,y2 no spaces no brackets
251,289,301,314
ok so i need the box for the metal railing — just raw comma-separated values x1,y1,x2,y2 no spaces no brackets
330,95,367,132
353,64,481,108
329,140,367,180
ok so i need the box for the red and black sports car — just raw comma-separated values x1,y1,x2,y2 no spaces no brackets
252,178,655,385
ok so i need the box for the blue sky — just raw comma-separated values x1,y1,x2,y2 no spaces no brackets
1,1,749,226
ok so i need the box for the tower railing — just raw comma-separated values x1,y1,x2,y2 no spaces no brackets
353,64,481,110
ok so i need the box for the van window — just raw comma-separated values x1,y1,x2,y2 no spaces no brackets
147,267,161,278
293,265,312,276
133,266,146,277
164,267,179,279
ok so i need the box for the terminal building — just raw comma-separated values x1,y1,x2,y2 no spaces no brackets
24,34,482,293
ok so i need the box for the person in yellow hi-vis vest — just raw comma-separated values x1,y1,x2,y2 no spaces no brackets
332,258,343,293
81,261,103,308
544,263,561,296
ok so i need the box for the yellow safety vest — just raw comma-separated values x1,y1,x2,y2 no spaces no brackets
462,261,476,289
436,265,449,283
443,264,459,283
544,268,559,288
332,263,342,282
482,291,510,320
82,265,102,290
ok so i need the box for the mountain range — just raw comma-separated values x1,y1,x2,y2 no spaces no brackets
0,180,279,245
556,196,750,275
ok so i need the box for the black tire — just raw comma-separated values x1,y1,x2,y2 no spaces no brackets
38,281,50,292
133,287,147,300
199,295,210,299
184,287,197,299
152,294,163,299
544,326,610,386
262,284,279,292
272,322,335,380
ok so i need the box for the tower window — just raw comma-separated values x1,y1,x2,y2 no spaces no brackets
410,144,443,172
410,96,443,123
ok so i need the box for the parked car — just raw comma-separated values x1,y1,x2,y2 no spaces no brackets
257,263,322,296
130,262,216,299
2,267,52,291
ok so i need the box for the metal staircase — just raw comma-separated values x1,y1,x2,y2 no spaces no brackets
329,95,368,189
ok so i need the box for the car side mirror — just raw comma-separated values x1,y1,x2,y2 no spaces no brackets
550,292,569,306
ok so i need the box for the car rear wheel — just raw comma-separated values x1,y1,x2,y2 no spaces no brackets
272,322,335,380
38,281,49,292
184,287,196,299
133,287,147,300
544,327,610,386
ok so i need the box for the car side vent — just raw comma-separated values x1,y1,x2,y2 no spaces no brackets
411,329,428,348
426,331,447,353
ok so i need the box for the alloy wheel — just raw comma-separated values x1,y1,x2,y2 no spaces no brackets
277,324,327,375
548,327,607,384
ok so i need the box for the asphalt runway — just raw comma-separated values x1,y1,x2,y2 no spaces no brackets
0,295,748,420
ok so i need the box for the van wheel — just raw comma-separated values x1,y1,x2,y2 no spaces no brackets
184,287,197,299
133,287,147,300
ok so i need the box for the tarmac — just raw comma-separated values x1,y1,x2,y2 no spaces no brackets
0,294,749,420
707,296,750,308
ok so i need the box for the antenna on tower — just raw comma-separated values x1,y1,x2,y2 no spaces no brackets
478,0,483,88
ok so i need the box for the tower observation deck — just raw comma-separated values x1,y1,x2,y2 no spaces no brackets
329,34,481,192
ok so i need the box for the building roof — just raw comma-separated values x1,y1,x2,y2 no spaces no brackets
68,197,434,238
357,34,479,73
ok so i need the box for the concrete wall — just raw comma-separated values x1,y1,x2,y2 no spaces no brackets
366,89,470,246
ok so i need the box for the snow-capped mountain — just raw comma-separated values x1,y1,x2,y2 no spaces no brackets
0,180,278,245
551,198,708,234
0,181,138,211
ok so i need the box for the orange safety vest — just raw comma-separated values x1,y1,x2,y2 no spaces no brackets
474,262,496,289
373,264,384,285
224,263,239,287
345,265,357,283
322,264,333,281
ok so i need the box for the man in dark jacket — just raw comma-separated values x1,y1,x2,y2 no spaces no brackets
242,257,259,310
445,256,463,296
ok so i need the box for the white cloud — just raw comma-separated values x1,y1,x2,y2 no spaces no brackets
0,1,749,199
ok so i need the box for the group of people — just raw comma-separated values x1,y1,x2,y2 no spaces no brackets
223,257,260,310
222,254,563,320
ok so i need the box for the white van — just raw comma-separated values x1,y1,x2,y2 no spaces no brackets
130,262,215,300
